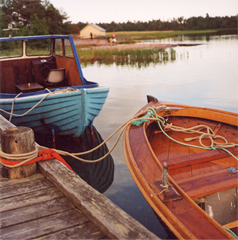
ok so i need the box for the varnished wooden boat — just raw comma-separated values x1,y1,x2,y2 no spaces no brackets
123,96,238,239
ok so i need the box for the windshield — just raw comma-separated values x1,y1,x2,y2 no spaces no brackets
26,38,51,56
0,40,22,58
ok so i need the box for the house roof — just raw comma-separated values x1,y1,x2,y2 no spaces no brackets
89,24,106,32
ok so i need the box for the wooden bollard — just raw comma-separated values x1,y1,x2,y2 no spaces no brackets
1,127,37,179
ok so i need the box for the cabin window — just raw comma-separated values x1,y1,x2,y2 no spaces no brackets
26,39,51,56
55,39,63,56
64,39,74,58
0,40,22,58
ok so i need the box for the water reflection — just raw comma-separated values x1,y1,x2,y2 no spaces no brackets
35,126,114,193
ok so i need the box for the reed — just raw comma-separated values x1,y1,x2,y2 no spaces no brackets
77,47,176,66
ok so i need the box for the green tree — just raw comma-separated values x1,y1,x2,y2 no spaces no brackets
0,0,72,35
31,14,48,35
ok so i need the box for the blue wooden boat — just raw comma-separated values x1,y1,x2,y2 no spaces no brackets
0,35,109,137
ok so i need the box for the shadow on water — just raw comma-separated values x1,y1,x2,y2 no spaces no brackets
35,126,114,194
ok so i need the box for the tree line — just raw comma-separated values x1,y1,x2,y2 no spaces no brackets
0,0,237,38
93,14,237,32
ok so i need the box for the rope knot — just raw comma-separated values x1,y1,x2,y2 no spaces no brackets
164,123,173,130
38,149,56,160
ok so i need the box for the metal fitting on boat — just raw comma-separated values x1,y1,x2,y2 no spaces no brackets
160,162,169,192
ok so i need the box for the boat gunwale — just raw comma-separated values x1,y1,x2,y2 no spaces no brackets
0,86,109,101
123,121,192,239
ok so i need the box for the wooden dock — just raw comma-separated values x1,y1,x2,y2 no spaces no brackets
0,115,160,239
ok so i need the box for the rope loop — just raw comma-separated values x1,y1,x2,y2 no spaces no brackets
0,147,38,161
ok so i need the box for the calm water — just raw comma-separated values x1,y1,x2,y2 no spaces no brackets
81,34,238,239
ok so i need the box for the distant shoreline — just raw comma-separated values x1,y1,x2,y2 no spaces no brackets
73,29,233,50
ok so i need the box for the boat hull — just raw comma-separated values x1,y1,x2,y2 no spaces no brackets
123,99,238,239
0,87,109,138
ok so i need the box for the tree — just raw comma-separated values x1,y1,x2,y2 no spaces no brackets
0,0,72,35
31,14,48,35
72,24,80,35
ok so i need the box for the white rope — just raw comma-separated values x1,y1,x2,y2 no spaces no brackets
164,123,236,148
0,88,78,122
0,147,38,161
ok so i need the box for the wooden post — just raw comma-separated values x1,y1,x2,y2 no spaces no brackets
1,127,37,179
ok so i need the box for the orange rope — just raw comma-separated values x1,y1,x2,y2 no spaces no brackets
0,149,73,171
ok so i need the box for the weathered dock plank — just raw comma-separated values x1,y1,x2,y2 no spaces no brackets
1,209,90,239
0,173,44,188
1,197,72,228
1,186,64,212
34,221,106,240
0,177,54,199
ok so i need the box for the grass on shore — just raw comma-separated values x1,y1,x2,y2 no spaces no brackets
106,29,219,40
77,47,176,66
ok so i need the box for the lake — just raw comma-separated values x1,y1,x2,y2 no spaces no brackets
73,34,238,239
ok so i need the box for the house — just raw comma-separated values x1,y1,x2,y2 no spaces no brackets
80,24,106,39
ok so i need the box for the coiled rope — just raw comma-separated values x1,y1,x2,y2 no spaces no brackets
132,107,238,159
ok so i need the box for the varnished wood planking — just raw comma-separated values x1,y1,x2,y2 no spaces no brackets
169,166,192,181
178,170,238,199
163,148,237,171
191,161,213,177
129,126,162,182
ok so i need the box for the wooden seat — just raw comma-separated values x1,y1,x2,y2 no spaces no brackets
177,169,238,199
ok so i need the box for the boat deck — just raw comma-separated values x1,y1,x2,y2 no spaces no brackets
0,115,159,240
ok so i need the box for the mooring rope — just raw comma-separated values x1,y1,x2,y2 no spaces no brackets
0,88,78,122
0,105,165,167
0,147,38,161
1,105,237,168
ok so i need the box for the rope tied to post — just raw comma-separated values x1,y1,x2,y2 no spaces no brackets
0,148,73,171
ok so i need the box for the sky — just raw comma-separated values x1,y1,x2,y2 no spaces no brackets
49,0,238,24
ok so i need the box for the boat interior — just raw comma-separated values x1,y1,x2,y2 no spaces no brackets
0,53,82,94
147,117,238,234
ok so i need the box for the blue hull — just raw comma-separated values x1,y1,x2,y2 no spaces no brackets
0,87,109,138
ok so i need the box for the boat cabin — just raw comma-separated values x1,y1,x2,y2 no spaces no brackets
0,35,93,95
